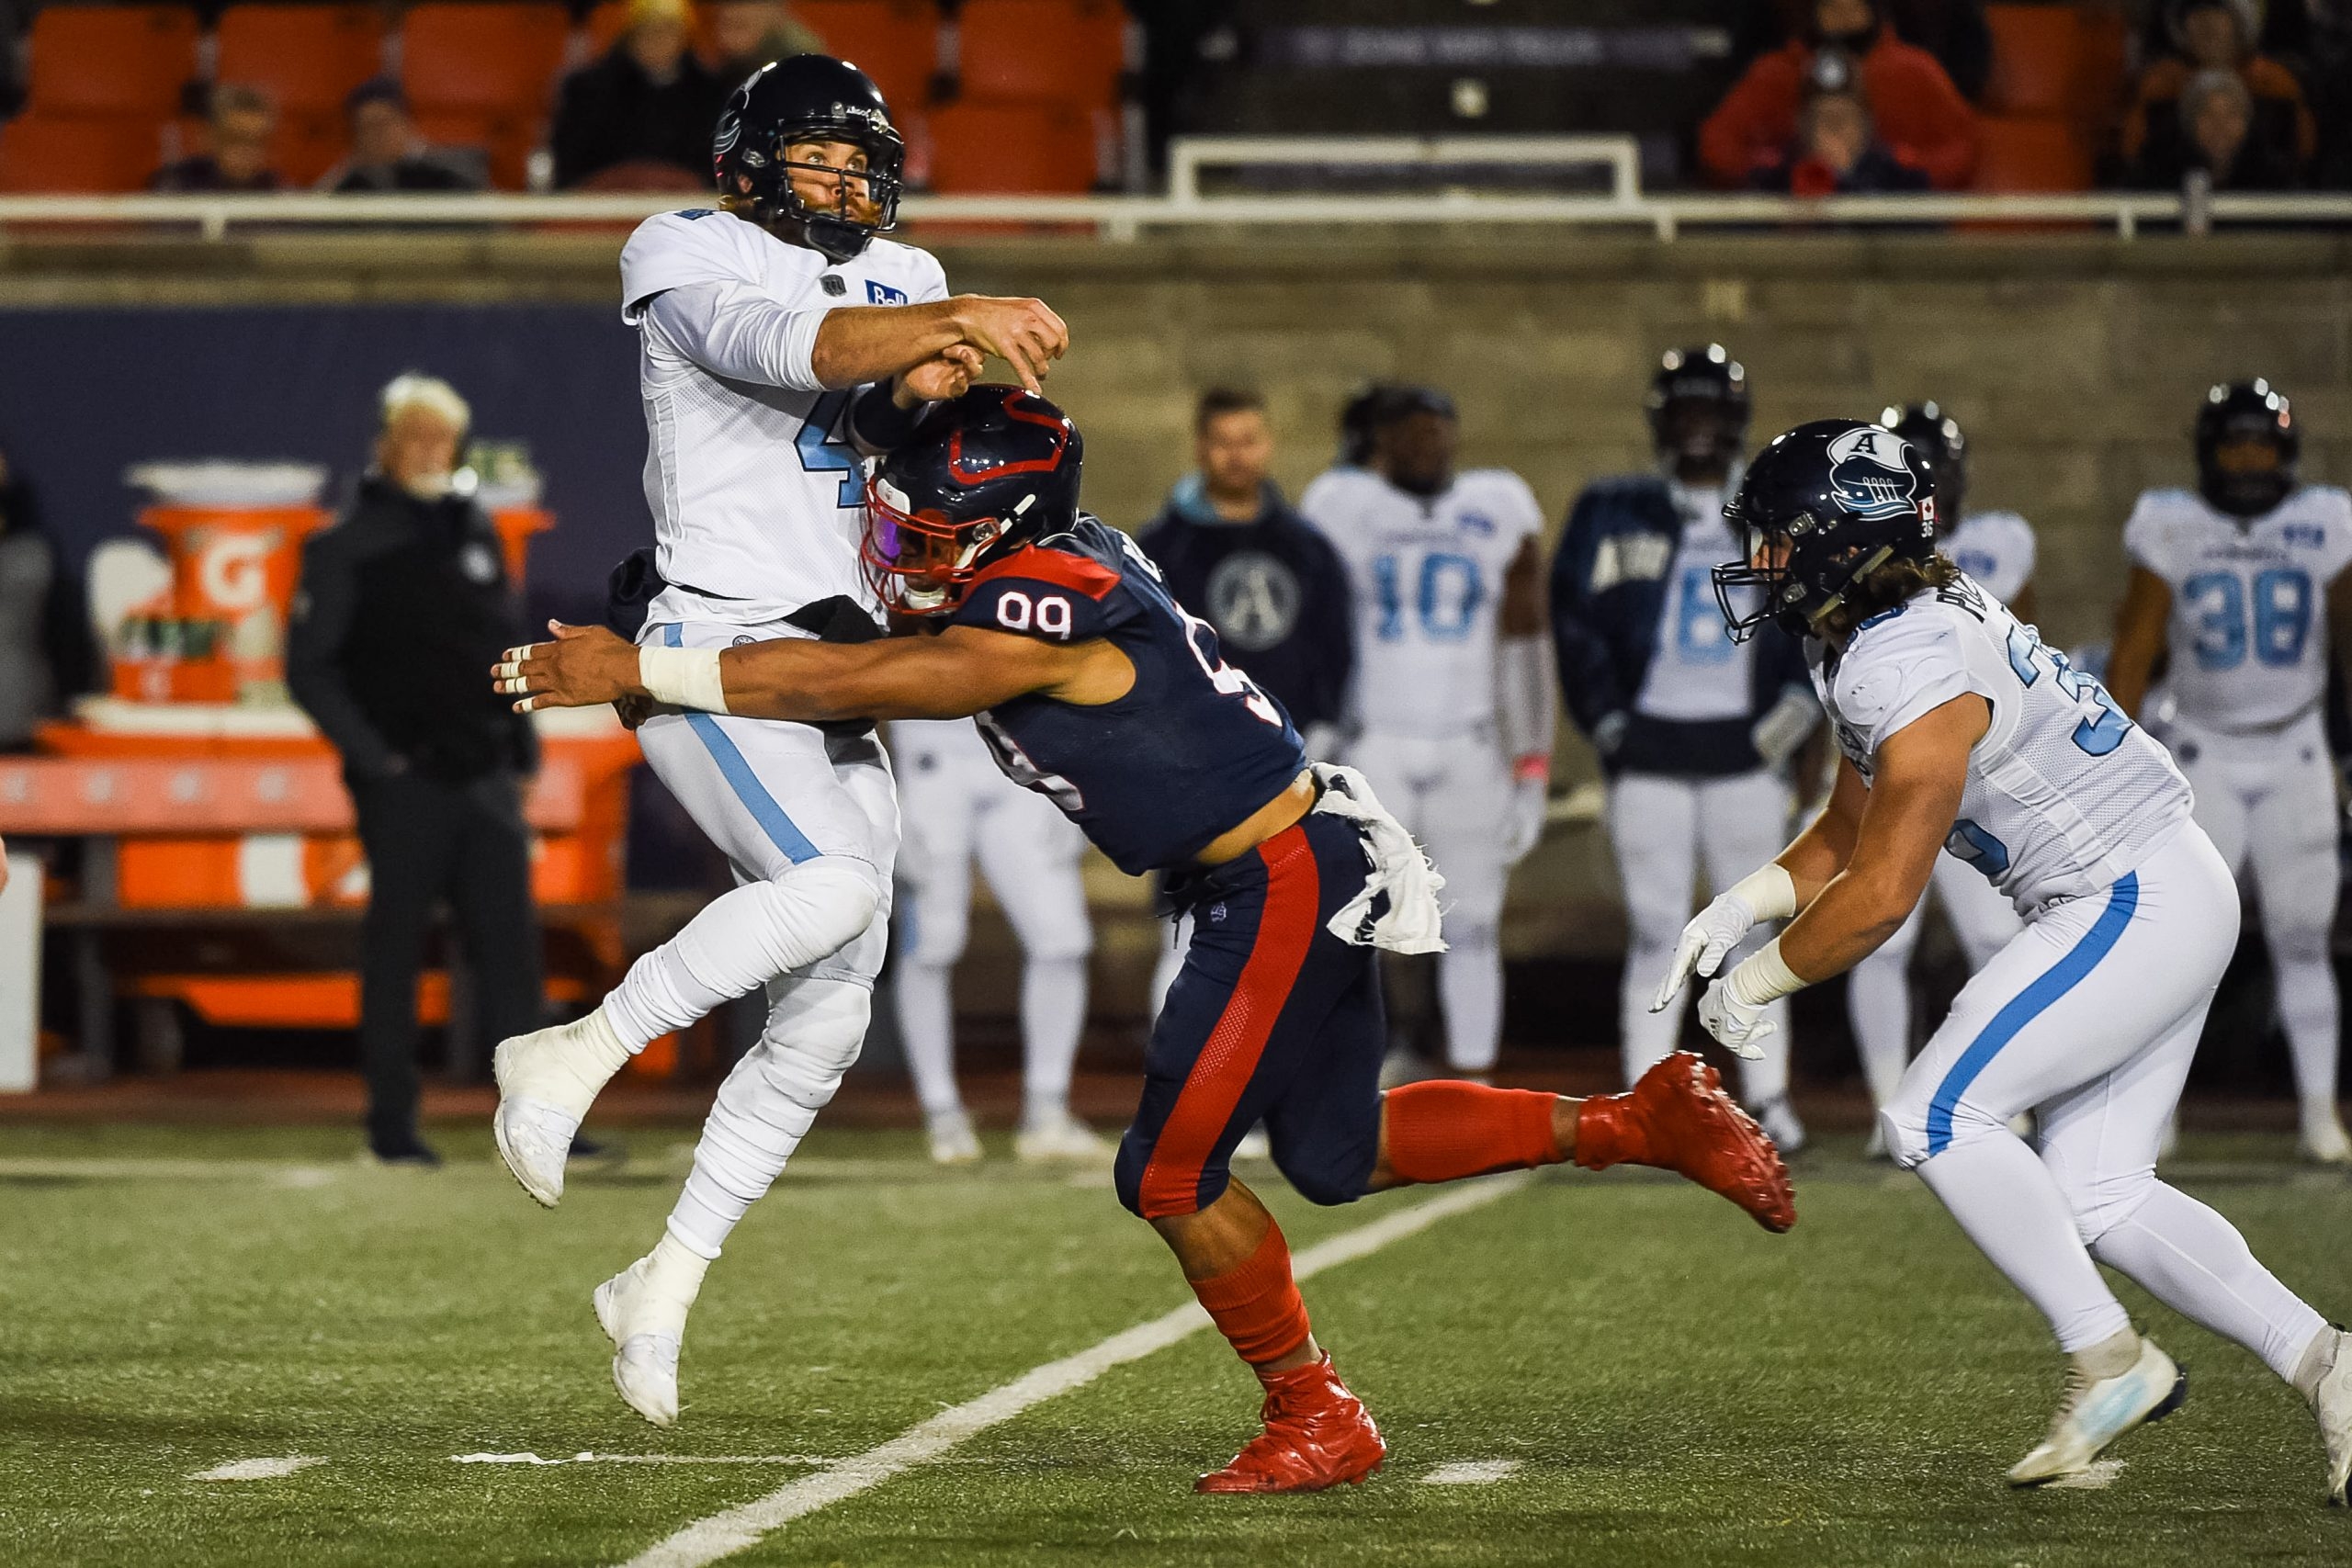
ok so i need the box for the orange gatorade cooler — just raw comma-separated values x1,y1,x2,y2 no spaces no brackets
124,462,331,705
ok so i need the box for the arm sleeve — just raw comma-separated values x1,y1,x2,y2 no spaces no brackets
1497,633,1558,773
284,536,402,779
1547,493,1633,739
641,280,838,394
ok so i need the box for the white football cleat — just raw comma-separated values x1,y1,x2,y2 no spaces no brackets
1015,1108,1111,1164
927,1108,982,1166
2305,1326,2352,1506
594,1253,693,1427
492,1010,628,1208
2299,1108,2351,1168
2007,1335,2186,1486
1753,1095,1807,1157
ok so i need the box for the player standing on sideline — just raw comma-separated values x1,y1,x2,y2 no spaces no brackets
1139,388,1355,1021
2107,380,2352,1165
1845,403,2027,1152
1299,388,1555,1081
1658,419,2352,1497
484,55,1070,1425
889,714,1101,1165
1552,346,1815,1151
500,387,1795,1490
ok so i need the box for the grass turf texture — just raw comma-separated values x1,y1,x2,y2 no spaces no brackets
1,1122,2346,1567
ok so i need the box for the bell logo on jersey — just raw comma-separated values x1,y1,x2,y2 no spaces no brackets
1827,426,1922,522
866,281,909,305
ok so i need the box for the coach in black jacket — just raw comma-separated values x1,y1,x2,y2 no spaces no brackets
1136,388,1353,750
288,374,543,1165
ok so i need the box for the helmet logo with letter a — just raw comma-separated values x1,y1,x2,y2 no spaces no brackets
1826,426,1921,522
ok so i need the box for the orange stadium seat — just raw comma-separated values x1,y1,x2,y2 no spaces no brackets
411,107,541,189
955,0,1124,107
0,113,166,193
1982,5,2087,118
401,4,571,115
216,6,387,117
1971,116,2094,193
793,0,942,112
583,1,633,60
26,6,201,119
926,99,1094,193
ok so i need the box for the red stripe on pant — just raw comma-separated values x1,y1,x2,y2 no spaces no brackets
1136,824,1321,1219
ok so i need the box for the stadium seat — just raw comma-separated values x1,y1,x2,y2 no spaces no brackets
401,4,571,117
26,6,201,120
793,0,942,113
926,99,1094,193
1970,115,2093,193
0,114,166,193
955,0,1124,108
1982,5,2086,118
412,108,541,190
583,1,633,61
216,6,387,118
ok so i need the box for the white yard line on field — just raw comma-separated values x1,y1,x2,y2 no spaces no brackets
616,1171,1536,1568
1420,1459,1522,1484
190,1456,323,1482
454,1452,832,1467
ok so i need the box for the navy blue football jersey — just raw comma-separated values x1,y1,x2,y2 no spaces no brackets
950,517,1308,874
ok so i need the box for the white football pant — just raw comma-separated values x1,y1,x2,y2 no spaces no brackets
1882,824,2328,1382
889,719,1091,1126
2171,711,2343,1129
1611,769,1794,1106
1346,728,1513,1073
605,618,899,1259
1848,853,2024,1112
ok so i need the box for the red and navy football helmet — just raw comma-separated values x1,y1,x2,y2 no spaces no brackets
863,385,1084,615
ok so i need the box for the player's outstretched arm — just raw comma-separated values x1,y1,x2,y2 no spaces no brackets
495,622,1126,724
2104,565,2172,720
811,295,1069,394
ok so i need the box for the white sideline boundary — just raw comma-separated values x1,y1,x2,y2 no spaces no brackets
616,1171,1536,1568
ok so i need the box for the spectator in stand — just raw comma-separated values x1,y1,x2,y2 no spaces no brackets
2132,68,2310,188
318,81,484,193
1703,0,1976,190
1730,0,1992,99
705,0,829,85
0,439,92,753
149,85,280,193
2122,0,2317,178
550,0,729,190
1749,50,1934,194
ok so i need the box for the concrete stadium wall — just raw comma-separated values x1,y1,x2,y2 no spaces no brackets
9,226,2351,969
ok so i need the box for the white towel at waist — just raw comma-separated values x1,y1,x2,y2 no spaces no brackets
1308,761,1446,955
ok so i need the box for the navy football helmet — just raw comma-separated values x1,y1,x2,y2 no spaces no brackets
1647,344,1750,476
714,55,905,263
1714,418,1938,642
863,385,1083,614
2195,378,2298,519
1882,400,1968,521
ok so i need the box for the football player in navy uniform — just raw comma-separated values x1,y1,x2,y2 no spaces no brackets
498,386,1795,1494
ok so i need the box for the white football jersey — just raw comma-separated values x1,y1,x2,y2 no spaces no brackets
1301,466,1544,739
2123,484,2352,732
1940,509,2036,605
1814,573,2192,917
1634,482,1756,722
619,208,948,626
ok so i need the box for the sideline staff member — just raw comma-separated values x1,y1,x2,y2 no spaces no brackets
288,373,543,1165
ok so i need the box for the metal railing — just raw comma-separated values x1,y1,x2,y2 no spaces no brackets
1,189,2348,243
1165,134,1645,208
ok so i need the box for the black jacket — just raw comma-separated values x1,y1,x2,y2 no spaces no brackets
550,48,729,190
288,476,537,784
1135,477,1354,733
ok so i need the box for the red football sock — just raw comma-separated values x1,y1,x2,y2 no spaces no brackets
1381,1081,1563,1184
1192,1219,1312,1368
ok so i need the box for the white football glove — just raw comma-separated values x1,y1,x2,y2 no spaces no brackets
1649,863,1797,1015
1503,776,1548,863
1697,976,1776,1059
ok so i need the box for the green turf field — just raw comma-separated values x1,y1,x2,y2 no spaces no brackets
1,1119,2347,1568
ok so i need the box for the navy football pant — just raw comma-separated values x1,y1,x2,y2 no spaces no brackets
1114,813,1385,1219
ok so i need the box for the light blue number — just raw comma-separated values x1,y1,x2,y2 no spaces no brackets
1374,550,1484,642
794,389,864,508
1945,818,2012,881
2182,571,2247,670
2007,621,2133,757
2254,567,2312,666
1674,565,1732,663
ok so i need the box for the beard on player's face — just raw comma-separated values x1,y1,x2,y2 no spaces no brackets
782,140,881,225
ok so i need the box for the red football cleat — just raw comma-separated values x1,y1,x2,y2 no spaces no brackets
1577,1051,1797,1233
1194,1353,1387,1495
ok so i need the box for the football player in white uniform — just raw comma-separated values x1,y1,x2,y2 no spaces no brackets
1846,404,2027,1149
2107,380,2352,1165
1658,419,2352,1498
483,56,1069,1425
888,716,1101,1164
1300,386,1557,1078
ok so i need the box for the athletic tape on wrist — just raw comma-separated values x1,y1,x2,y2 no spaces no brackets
1728,862,1798,922
639,645,730,715
1725,935,1806,1008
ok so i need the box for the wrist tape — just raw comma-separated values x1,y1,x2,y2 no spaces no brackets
638,645,729,715
1724,936,1807,1008
1728,862,1799,922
